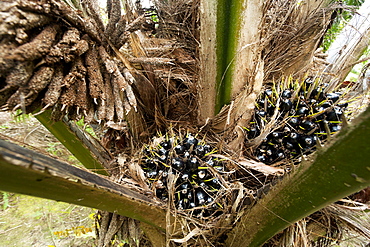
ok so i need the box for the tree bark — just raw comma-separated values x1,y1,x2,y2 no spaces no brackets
325,0,370,87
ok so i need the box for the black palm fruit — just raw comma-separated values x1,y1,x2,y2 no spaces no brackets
140,134,225,216
247,78,349,164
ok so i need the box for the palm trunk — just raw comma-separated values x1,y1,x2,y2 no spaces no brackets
198,0,264,126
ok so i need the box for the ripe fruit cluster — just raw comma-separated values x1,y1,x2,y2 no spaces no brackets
140,134,224,215
247,78,348,164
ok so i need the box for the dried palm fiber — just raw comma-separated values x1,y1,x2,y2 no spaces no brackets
119,21,198,126
152,0,199,52
264,204,370,247
261,1,337,80
0,0,145,128
146,5,199,123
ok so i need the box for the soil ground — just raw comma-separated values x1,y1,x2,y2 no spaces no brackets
0,112,96,246
0,194,95,247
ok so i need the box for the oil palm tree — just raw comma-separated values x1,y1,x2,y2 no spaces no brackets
0,0,369,246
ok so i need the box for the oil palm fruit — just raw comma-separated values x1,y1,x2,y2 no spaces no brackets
247,77,349,165
140,134,225,216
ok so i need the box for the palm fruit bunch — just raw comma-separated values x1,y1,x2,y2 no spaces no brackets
246,77,348,165
140,134,225,217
